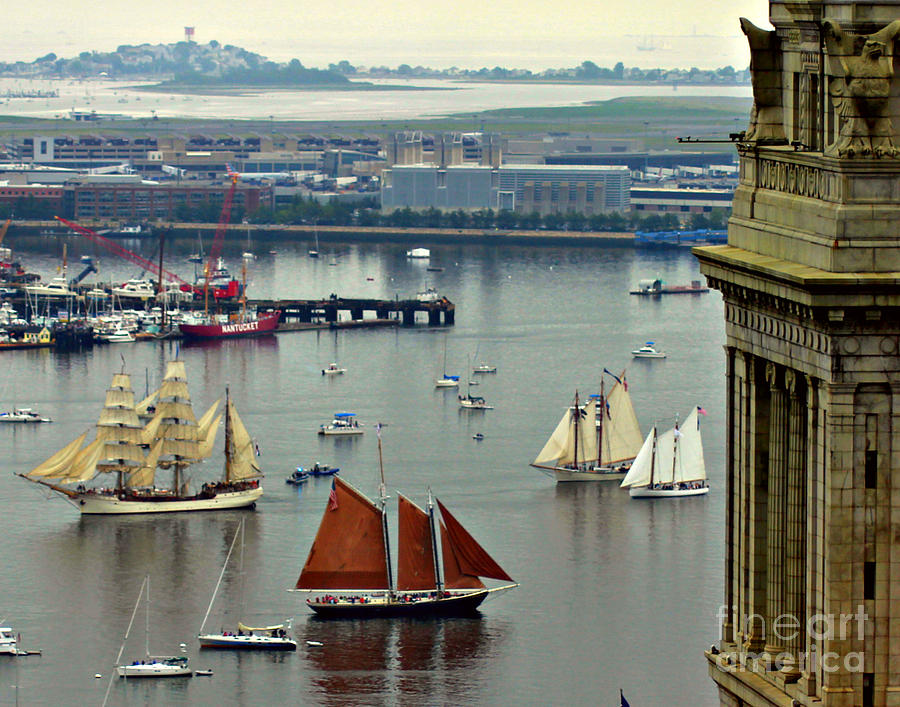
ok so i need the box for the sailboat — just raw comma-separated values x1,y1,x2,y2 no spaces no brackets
308,225,319,258
18,360,264,514
459,355,493,409
115,576,192,678
293,431,517,618
619,407,710,498
434,334,459,388
198,519,297,651
531,375,643,482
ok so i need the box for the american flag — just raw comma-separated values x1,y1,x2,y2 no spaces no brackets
329,480,339,511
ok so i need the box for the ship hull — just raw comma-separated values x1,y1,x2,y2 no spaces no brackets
179,312,280,340
74,486,263,514
533,464,629,482
629,485,709,498
198,634,297,651
306,591,489,618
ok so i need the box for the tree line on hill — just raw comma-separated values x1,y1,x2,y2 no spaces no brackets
0,194,727,234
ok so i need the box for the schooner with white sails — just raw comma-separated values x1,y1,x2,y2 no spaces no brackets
19,359,263,514
531,371,643,482
619,406,709,498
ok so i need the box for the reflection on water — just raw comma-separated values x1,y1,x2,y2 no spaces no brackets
300,616,502,704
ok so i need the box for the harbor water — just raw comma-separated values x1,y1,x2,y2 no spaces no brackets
1,236,725,705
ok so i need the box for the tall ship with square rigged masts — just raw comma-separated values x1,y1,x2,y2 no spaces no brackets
19,359,262,514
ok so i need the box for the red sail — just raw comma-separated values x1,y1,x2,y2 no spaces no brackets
396,494,437,591
437,499,513,584
440,522,484,589
295,476,389,590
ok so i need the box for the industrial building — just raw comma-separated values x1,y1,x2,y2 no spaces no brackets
381,162,630,215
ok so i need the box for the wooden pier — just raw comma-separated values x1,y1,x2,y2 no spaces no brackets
247,295,455,327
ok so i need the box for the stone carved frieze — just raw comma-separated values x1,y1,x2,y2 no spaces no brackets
823,19,900,158
741,18,787,144
757,159,834,200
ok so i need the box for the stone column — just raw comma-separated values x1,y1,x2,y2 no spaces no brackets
724,346,736,644
782,369,806,680
765,361,787,664
744,355,767,654
799,375,820,698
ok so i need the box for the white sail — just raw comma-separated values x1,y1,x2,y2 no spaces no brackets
674,408,706,483
63,438,106,483
600,381,643,465
104,388,135,409
164,360,189,382
197,413,222,460
620,428,656,488
654,428,677,485
574,399,598,464
141,413,164,445
26,432,89,479
135,389,158,417
226,401,261,481
197,398,222,439
533,408,573,465
95,372,146,475
154,401,198,426
127,439,164,489
534,397,598,467
158,379,191,402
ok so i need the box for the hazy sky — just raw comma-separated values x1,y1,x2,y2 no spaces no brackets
4,1,772,70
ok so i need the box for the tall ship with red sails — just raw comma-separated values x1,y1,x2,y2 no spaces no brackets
19,359,263,514
293,443,517,617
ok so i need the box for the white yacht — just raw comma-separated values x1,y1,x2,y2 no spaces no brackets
25,277,72,297
0,627,17,655
318,413,364,436
111,279,156,299
631,342,666,358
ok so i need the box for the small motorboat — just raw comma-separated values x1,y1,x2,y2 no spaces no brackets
472,363,497,374
195,669,214,676
306,463,339,477
632,342,666,359
321,363,346,376
473,433,485,441
0,408,52,423
286,469,310,485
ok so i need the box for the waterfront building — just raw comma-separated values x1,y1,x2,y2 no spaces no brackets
696,2,900,706
381,162,630,215
496,164,630,214
381,164,496,212
630,186,733,215
68,177,272,221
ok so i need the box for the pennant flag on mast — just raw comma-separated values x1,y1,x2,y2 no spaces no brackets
620,689,631,707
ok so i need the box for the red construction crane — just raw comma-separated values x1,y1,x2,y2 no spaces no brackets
201,174,240,297
55,216,192,289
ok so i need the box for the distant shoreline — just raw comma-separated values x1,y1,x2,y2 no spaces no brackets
12,220,636,247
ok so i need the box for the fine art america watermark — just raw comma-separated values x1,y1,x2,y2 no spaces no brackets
715,605,868,673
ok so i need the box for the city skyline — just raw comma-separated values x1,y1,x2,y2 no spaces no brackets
1,1,771,71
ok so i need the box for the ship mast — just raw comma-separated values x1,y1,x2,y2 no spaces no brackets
427,488,444,596
597,378,605,467
573,391,580,470
224,386,233,483
376,424,394,595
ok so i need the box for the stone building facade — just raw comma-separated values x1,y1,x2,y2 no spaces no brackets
695,2,900,706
